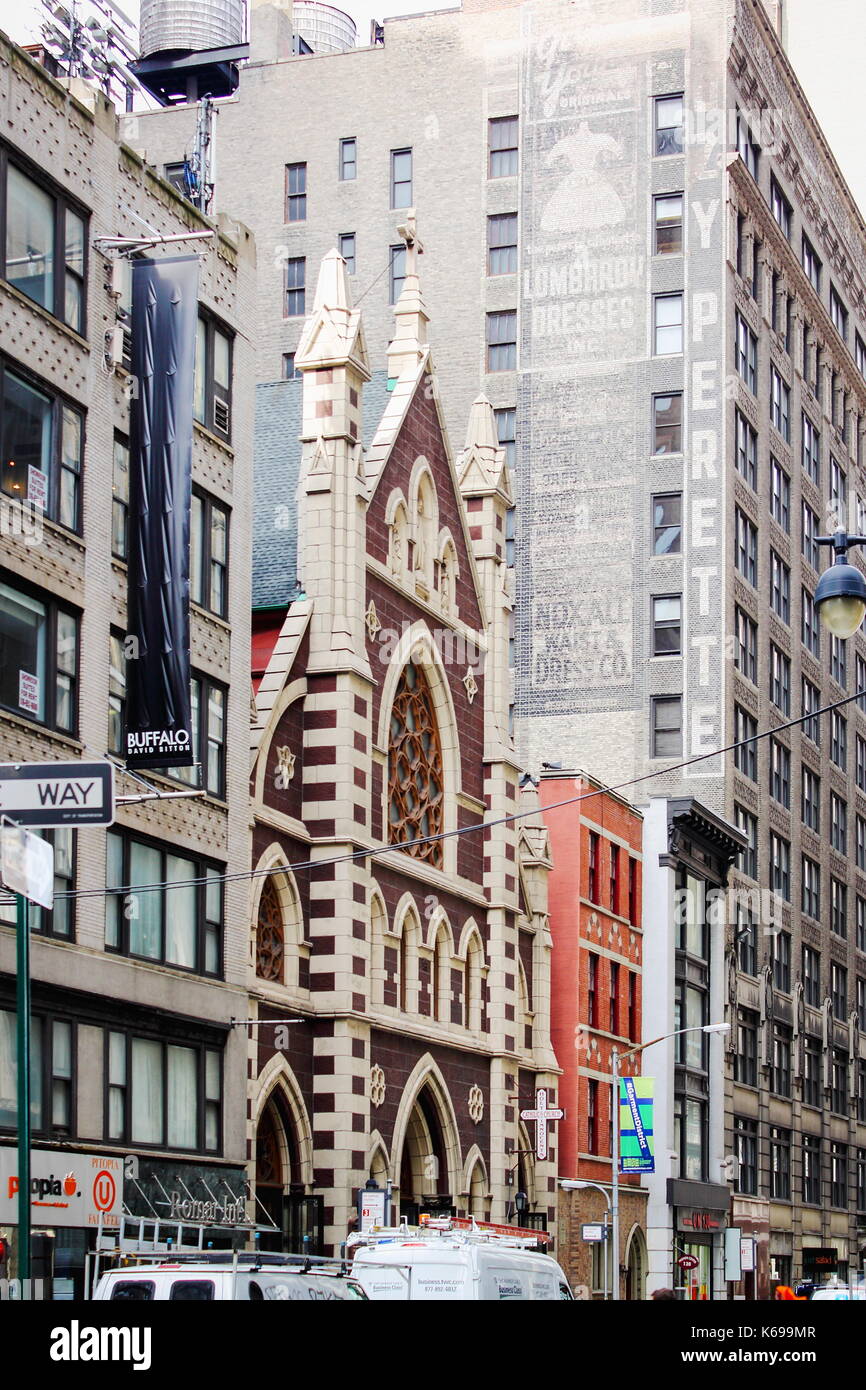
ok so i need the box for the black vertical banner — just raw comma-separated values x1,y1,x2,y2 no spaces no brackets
125,255,198,769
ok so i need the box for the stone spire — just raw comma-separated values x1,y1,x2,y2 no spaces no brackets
294,247,370,379
386,210,430,381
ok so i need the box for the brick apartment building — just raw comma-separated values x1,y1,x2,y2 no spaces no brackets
539,770,646,1296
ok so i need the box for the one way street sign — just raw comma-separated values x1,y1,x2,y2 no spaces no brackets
0,762,115,828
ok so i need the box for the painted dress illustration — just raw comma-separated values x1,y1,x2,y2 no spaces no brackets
541,123,625,234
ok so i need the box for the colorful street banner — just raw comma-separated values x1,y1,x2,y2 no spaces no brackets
126,255,198,769
619,1076,654,1174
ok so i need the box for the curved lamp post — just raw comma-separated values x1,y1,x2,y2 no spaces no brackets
559,1179,612,1298
815,531,866,637
611,1022,730,1300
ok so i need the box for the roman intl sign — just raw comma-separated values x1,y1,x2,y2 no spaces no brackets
0,763,114,828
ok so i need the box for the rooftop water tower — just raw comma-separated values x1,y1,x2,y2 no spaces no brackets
291,2,356,53
132,0,249,103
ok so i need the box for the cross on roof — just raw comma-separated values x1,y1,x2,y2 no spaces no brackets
397,210,424,277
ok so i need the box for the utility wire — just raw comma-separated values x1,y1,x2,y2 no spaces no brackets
6,683,863,909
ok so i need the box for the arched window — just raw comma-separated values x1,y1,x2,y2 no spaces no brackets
437,538,458,617
413,471,438,594
399,928,408,1011
389,500,408,577
370,891,387,1005
433,925,451,1022
388,662,444,868
256,878,284,983
398,905,420,1013
465,931,484,1032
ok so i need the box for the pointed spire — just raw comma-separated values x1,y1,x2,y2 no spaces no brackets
387,210,430,381
457,394,512,502
465,394,501,452
313,247,353,313
294,247,370,379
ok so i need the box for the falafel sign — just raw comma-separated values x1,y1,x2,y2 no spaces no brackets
0,1149,121,1228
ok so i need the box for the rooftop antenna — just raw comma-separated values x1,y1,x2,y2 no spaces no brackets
39,0,142,110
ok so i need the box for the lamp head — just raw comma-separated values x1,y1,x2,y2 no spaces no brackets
815,537,866,637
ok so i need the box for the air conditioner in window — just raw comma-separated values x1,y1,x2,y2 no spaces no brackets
213,397,230,435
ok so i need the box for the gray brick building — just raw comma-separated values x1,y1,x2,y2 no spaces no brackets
122,0,866,1292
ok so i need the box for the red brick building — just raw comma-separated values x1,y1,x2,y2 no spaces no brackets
247,243,560,1255
539,771,648,1297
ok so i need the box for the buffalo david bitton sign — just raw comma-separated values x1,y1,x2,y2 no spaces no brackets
125,255,198,769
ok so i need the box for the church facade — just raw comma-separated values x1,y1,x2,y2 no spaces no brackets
247,238,560,1256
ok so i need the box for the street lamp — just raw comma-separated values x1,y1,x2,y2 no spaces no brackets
610,1022,730,1301
559,1178,611,1299
815,531,866,637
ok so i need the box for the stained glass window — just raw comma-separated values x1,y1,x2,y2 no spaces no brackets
388,662,444,868
256,877,284,983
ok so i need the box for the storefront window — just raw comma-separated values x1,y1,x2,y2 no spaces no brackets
677,1242,711,1300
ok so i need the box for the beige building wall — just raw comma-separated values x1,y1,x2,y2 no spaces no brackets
0,35,256,1188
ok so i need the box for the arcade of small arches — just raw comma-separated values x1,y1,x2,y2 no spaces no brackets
386,461,460,616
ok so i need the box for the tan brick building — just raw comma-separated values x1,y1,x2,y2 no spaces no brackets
0,32,256,1293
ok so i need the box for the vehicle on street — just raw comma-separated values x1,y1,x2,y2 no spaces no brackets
348,1217,573,1300
810,1282,866,1301
92,1253,367,1301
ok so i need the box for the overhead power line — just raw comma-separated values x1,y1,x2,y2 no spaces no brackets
5,683,863,910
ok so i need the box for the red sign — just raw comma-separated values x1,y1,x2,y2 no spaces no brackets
92,1170,117,1213
451,1217,551,1246
677,1255,700,1270
679,1209,722,1232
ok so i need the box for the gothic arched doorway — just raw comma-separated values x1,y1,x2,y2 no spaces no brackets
624,1225,647,1301
254,1091,322,1254
398,1084,454,1222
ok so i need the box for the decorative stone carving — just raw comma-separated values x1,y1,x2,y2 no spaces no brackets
468,1084,484,1124
370,1064,386,1108
365,600,382,641
463,667,478,703
275,746,296,786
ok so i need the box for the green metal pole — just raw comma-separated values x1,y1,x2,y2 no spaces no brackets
16,892,30,1284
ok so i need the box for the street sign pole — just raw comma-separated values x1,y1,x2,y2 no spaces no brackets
15,891,30,1283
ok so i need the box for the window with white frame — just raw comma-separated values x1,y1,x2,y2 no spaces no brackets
654,94,684,156
653,293,683,354
802,677,821,744
770,177,792,238
734,606,757,683
802,766,820,832
735,313,757,391
771,366,790,440
769,646,790,716
735,410,757,488
770,457,789,531
770,551,790,622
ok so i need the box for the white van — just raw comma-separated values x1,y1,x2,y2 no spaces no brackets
93,1256,367,1301
349,1225,573,1301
